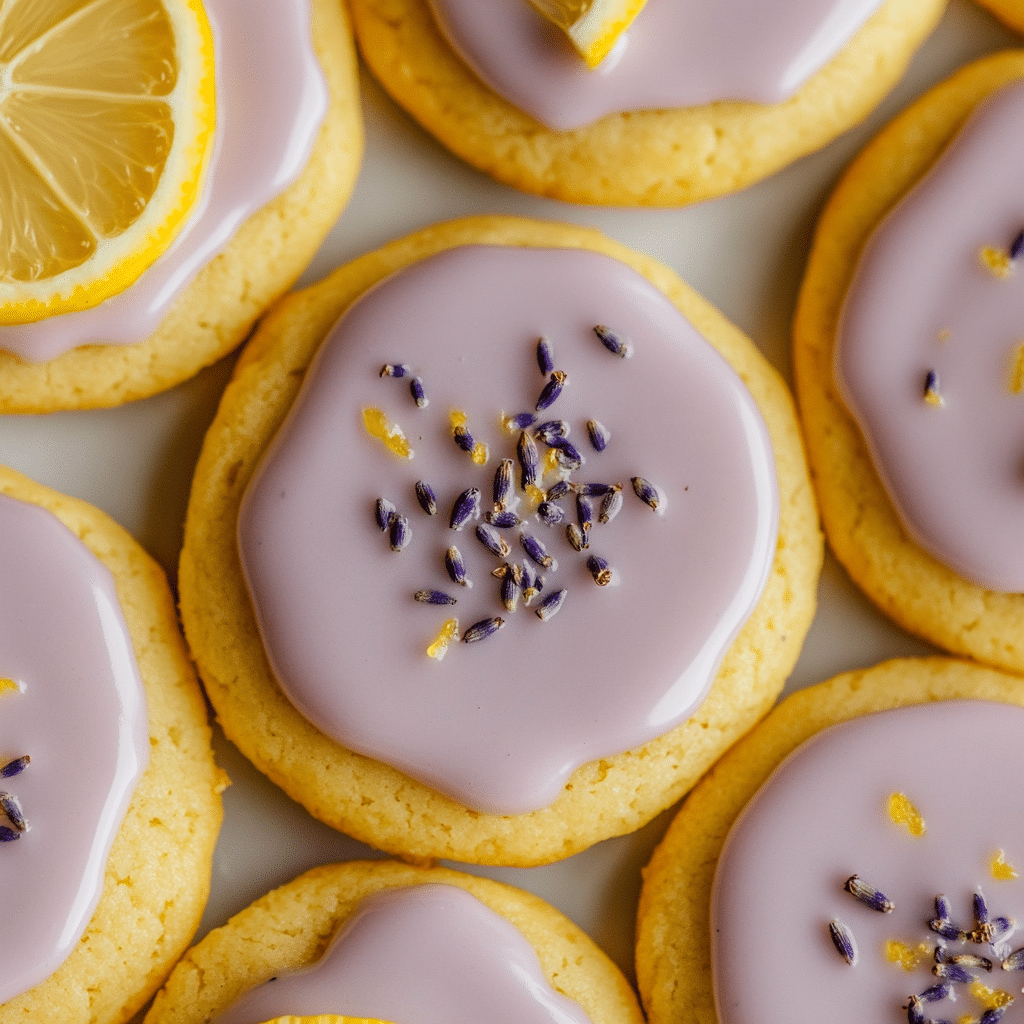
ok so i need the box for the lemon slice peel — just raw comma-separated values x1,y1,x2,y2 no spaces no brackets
526,0,648,68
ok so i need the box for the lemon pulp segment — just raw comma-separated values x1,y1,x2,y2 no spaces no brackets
0,0,216,324
526,0,648,68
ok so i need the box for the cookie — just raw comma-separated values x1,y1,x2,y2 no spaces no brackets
0,466,225,1024
179,214,821,866
0,0,362,413
636,656,1024,1024
347,0,943,206
793,52,1024,673
143,860,644,1024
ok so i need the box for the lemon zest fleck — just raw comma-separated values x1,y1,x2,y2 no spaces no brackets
885,939,931,971
888,792,926,836
362,407,413,458
427,618,459,660
991,849,1019,881
0,678,18,696
471,442,489,466
970,978,1015,1011
981,246,1013,279
1009,344,1024,395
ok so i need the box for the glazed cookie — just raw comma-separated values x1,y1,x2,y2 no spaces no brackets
794,52,1024,673
144,860,645,1024
347,0,944,206
0,0,362,413
179,214,821,866
0,466,225,1024
978,0,1024,33
636,656,1024,1024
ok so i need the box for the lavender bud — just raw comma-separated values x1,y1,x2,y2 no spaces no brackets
586,419,611,452
414,480,438,516
0,825,18,842
520,531,556,569
0,791,27,832
536,370,567,411
537,337,555,375
844,875,894,913
449,487,481,530
593,324,632,358
487,509,521,529
476,522,511,558
535,588,567,621
414,589,458,606
598,486,623,524
586,554,613,586
409,376,428,408
631,475,665,513
517,431,539,490
380,363,411,378
389,514,411,552
534,419,569,445
828,919,857,966
462,616,505,644
493,459,514,511
445,545,471,588
0,756,29,779
375,497,397,532
536,501,564,526
565,523,587,552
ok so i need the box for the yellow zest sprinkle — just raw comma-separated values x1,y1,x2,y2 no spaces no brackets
991,849,1019,880
362,407,413,459
0,677,18,696
523,484,545,510
888,792,926,837
543,447,561,476
970,978,1015,1011
449,409,468,429
937,327,952,342
958,1016,974,1024
981,246,1013,279
885,939,931,971
923,387,944,408
1009,343,1024,395
471,442,489,466
426,618,459,660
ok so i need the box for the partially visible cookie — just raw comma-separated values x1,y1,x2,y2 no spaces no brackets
0,466,225,1024
636,656,1024,1024
978,0,1024,32
348,0,943,206
793,51,1024,673
144,860,644,1024
0,0,362,413
179,214,821,866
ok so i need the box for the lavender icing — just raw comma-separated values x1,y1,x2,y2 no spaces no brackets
0,492,149,1004
0,0,327,363
712,701,1024,1024
835,80,1024,592
215,884,595,1024
238,244,778,814
426,0,885,131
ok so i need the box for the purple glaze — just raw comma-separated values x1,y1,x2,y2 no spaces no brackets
712,701,1024,1024
836,81,1024,592
238,244,778,814
215,884,594,1024
0,493,149,1004
426,0,884,131
0,0,327,362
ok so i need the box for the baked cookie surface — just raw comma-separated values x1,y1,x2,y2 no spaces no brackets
179,214,822,866
0,466,225,1024
348,0,944,206
0,0,363,414
793,51,1024,673
143,860,644,1024
636,656,1024,1024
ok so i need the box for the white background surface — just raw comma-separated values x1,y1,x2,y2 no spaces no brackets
0,1,1016,1012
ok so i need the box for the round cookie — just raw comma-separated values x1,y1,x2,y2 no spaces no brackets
0,0,363,414
635,656,1024,1024
0,465,226,1024
978,0,1024,33
143,860,645,1024
793,52,1024,674
347,0,944,206
179,214,821,866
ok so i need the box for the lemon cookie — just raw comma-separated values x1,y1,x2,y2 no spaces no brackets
0,465,225,1024
0,0,362,413
144,860,644,1024
794,52,1024,673
348,0,944,206
179,214,821,866
636,656,1024,1024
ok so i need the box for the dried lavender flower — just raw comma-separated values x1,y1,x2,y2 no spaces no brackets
0,825,18,843
389,514,411,552
0,792,26,832
598,486,623,524
414,590,457,606
476,522,511,558
537,501,565,526
375,497,397,532
586,419,611,452
844,875,894,913
462,616,505,643
493,459,514,511
535,588,567,621
537,337,555,375
565,523,586,552
414,480,438,516
0,756,29,779
487,509,521,529
586,554,613,586
534,419,569,445
828,919,858,966
410,376,428,408
536,370,567,411
520,531,556,569
380,363,411,378
449,487,481,530
517,430,539,490
593,324,632,358
445,545,471,588
631,476,665,513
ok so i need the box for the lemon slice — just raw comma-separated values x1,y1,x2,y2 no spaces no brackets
0,0,216,324
526,0,648,68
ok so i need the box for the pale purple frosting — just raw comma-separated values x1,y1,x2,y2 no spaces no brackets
238,244,778,814
426,0,885,130
0,0,327,363
712,701,1024,1024
215,883,595,1024
836,81,1024,592
0,492,149,1004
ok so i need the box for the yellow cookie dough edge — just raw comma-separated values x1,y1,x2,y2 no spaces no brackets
143,860,644,1024
179,214,822,866
635,655,1024,1024
0,465,227,1024
793,51,1024,674
0,0,363,414
347,0,944,207
978,0,1024,34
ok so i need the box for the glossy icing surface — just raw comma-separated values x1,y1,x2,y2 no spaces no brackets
712,701,1024,1024
427,0,885,130
0,0,327,363
836,81,1024,592
0,493,149,1003
238,244,778,814
215,884,594,1024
